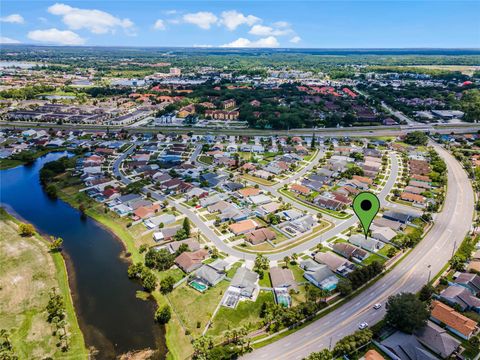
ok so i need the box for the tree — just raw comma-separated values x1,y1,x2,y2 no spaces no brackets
333,329,372,357
404,131,428,146
0,329,17,360
385,293,430,333
253,254,269,274
192,335,214,359
49,236,63,252
141,268,157,292
127,263,144,279
145,248,174,270
154,305,171,324
337,278,353,296
160,276,176,294
18,223,35,237
305,349,333,360
418,284,434,302
182,217,191,237
45,184,58,199
46,288,65,322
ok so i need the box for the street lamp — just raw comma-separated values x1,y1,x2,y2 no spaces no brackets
427,264,432,283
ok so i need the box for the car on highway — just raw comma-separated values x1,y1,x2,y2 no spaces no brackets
373,303,382,310
358,322,369,330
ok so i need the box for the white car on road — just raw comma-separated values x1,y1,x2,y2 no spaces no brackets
373,303,382,310
359,322,369,330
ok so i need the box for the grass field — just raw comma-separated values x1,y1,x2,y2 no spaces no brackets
207,291,274,342
0,210,87,359
167,281,230,337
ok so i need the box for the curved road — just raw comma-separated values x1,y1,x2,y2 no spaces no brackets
242,142,474,360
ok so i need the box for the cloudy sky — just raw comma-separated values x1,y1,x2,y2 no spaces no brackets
1,1,479,48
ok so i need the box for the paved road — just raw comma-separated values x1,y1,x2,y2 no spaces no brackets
112,144,136,184
242,142,474,360
189,143,203,163
2,120,480,137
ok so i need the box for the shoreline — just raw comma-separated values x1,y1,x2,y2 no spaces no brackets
56,186,176,358
0,207,88,359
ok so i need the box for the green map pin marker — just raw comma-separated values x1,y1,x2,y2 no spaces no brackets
353,192,380,239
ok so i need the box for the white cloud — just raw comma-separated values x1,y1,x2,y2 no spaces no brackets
183,12,217,29
28,28,85,45
193,44,213,48
221,36,279,48
164,10,178,15
290,36,301,44
249,24,292,36
274,21,290,28
220,10,260,31
0,14,25,24
153,19,166,30
47,3,134,34
0,36,21,44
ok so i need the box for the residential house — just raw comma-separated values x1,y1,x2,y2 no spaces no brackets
314,252,356,277
430,301,478,340
230,267,259,299
371,226,398,243
175,249,209,273
166,238,200,254
333,243,369,262
453,273,480,295
438,285,480,312
415,321,461,359
195,263,226,286
229,219,258,235
270,267,298,291
303,264,338,291
246,228,276,245
348,234,385,253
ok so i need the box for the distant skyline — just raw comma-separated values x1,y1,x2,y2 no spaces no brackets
1,1,479,48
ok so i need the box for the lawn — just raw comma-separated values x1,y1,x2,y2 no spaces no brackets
0,211,87,359
377,244,395,258
362,253,387,266
259,272,272,288
289,265,306,283
167,281,230,337
198,155,213,165
207,291,274,342
241,174,276,186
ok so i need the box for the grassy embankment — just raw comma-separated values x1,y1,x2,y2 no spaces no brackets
56,182,195,359
0,208,87,359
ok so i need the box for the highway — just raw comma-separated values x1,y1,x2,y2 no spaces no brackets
2,120,480,137
242,142,474,360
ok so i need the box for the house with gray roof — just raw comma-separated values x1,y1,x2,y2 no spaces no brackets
166,238,200,254
195,264,226,286
380,331,438,360
230,267,259,299
439,285,480,312
415,321,461,359
314,252,356,277
371,226,398,243
453,272,480,295
348,234,385,253
303,264,338,291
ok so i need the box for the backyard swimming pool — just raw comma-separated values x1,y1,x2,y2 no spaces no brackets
189,280,208,292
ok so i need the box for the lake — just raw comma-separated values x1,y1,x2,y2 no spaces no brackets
0,152,166,359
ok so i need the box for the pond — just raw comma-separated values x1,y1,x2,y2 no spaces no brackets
0,152,166,359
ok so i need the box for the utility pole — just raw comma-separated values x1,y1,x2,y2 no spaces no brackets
427,264,432,283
